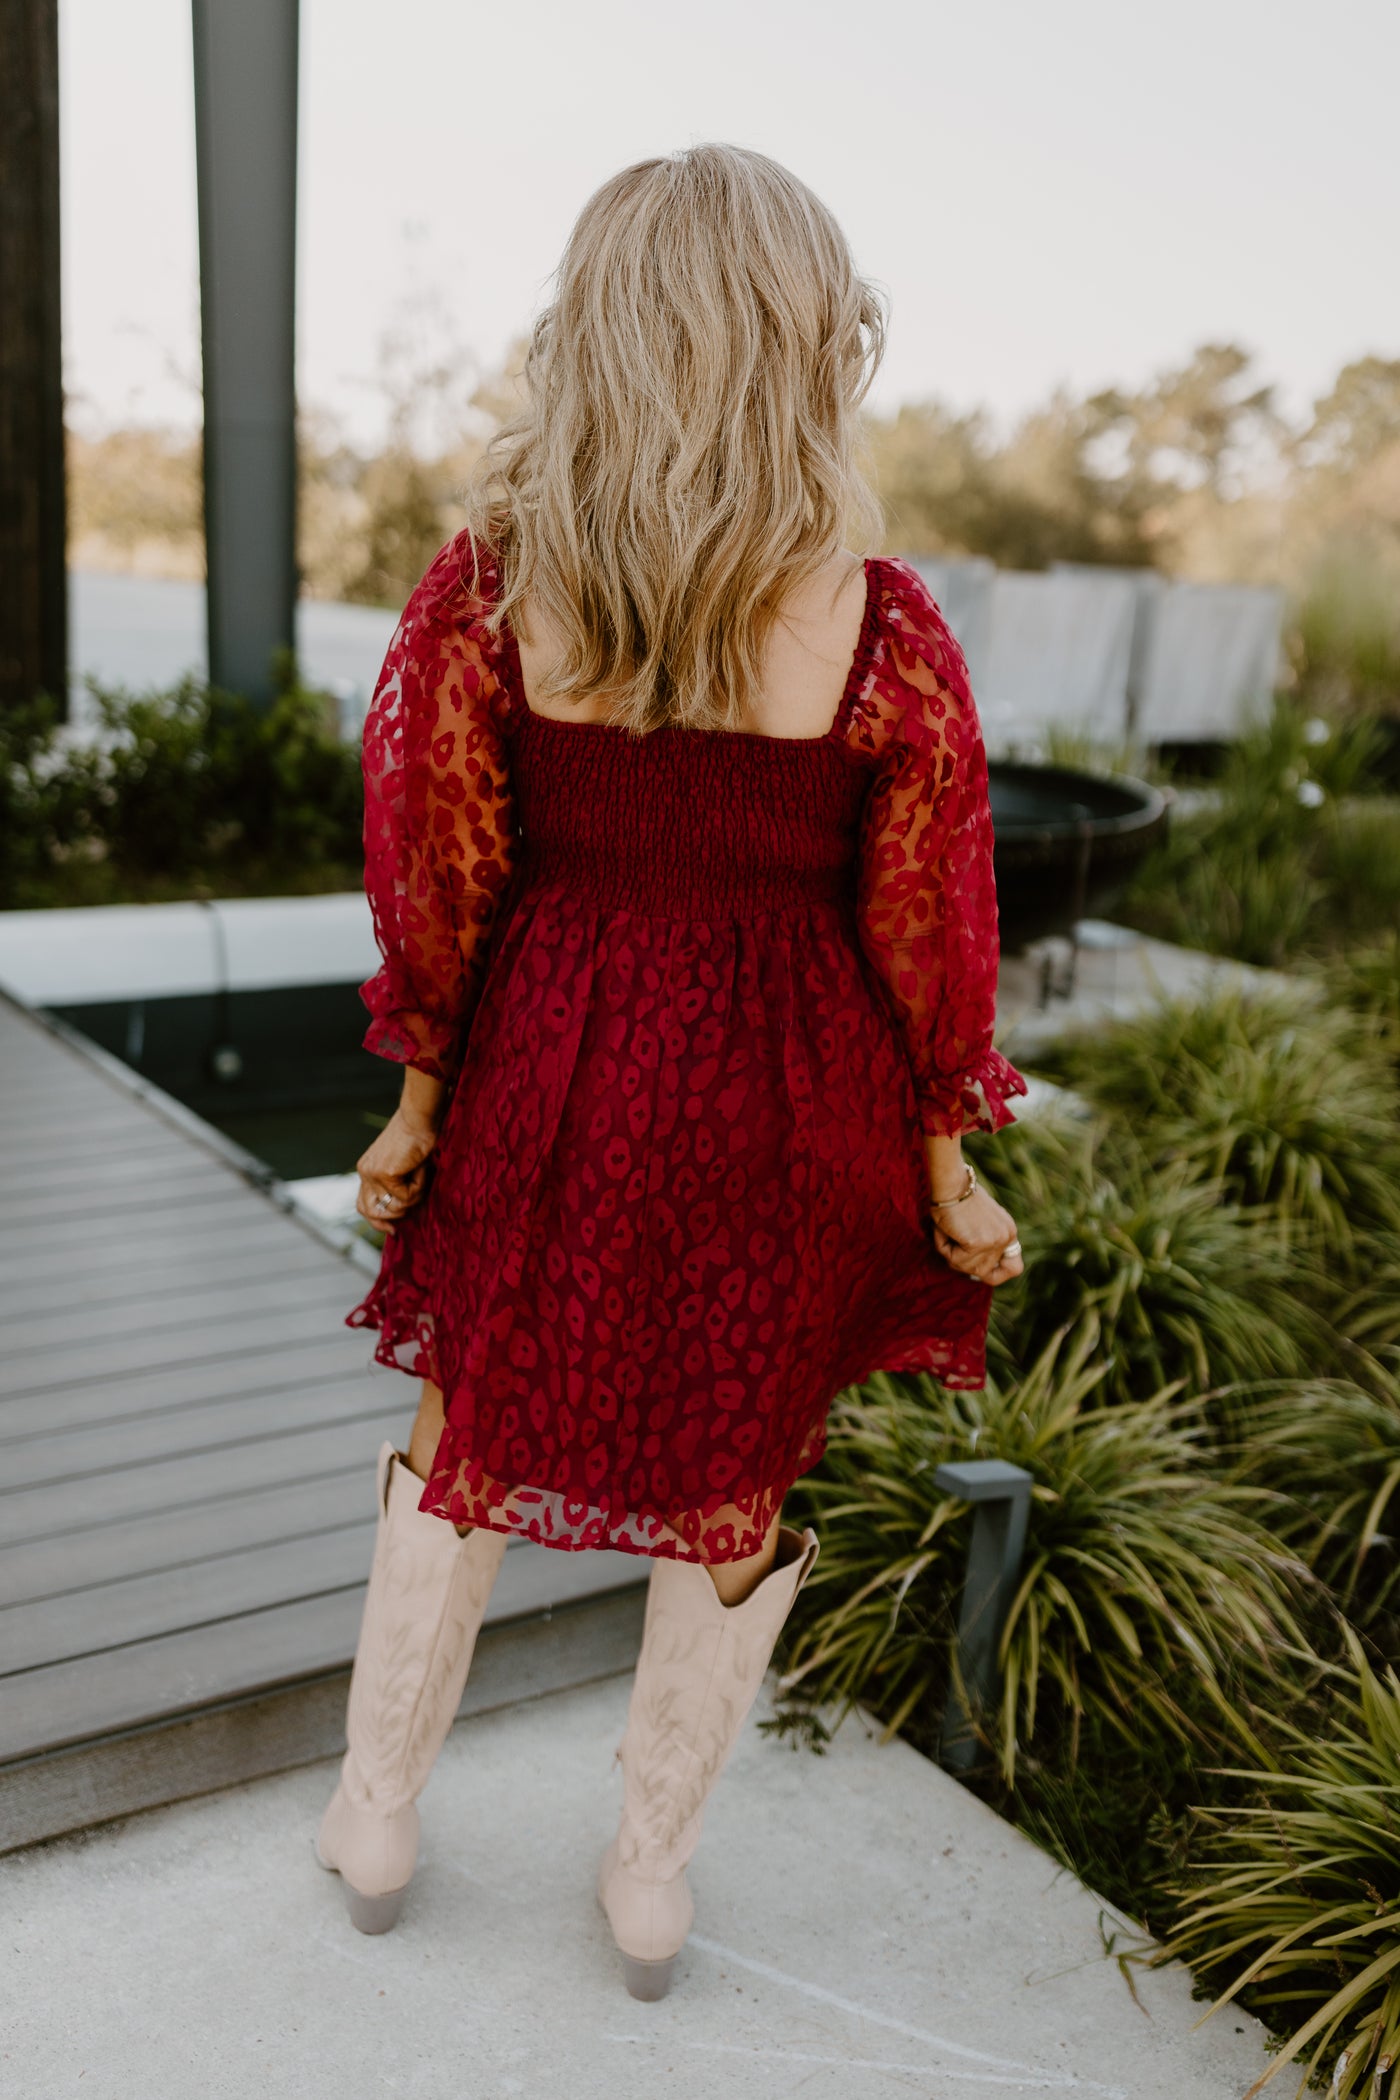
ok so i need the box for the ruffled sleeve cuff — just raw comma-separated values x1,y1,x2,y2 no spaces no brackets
360,968,464,1082
915,1047,1031,1139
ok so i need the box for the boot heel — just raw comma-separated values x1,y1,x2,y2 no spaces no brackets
345,1882,410,1936
621,1953,676,2002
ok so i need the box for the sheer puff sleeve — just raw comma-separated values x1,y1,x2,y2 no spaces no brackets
359,534,519,1082
850,558,1029,1139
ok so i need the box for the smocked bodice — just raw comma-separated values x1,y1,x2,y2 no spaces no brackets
509,712,868,918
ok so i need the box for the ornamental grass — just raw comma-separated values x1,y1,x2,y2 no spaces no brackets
1109,693,1394,968
976,1110,1331,1405
1032,984,1400,1278
1231,1361,1400,1631
1162,1634,1400,2099
778,1315,1303,1788
779,812,1400,2086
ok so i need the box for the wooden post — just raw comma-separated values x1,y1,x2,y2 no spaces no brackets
191,0,299,707
0,0,66,718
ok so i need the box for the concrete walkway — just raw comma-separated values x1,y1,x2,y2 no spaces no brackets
6,1675,1273,2100
997,917,1320,1062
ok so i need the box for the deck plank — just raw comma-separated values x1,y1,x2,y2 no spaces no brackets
0,1119,216,1171
0,1523,380,1673
10,1178,266,1233
1,1372,401,1492
0,1262,359,1360
9,1157,228,1205
0,1332,386,1440
2,1414,404,1543
2,1125,201,1171
0,1295,369,1400
0,1237,337,1324
0,1591,375,1760
0,1211,342,1290
0,1463,384,1606
0,1542,642,1762
1,1516,640,1679
0,994,642,1795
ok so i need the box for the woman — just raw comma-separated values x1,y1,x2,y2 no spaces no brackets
315,142,1028,1999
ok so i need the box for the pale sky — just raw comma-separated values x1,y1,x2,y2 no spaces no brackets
61,0,1399,448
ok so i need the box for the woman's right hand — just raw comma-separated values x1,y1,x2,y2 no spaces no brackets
355,1108,439,1231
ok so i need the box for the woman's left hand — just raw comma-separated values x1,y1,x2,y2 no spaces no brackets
931,1185,1025,1287
355,1108,439,1231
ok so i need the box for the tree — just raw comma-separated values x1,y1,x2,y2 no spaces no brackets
1299,357,1400,476
1086,343,1282,505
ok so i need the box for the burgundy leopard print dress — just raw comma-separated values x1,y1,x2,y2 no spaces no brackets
347,535,1028,1563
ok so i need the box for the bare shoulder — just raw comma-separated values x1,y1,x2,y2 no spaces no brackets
774,548,867,639
513,548,870,733
752,549,868,737
512,595,611,722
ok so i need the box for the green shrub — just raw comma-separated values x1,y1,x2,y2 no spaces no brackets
1331,1248,1400,1357
1232,1363,1400,1630
1113,695,1394,965
976,1111,1328,1403
1033,985,1400,1278
0,676,365,909
1319,803,1400,946
0,691,67,901
1315,932,1400,1064
1294,544,1400,726
777,1318,1301,1787
1116,811,1324,972
1163,1634,1400,2099
1039,722,1165,781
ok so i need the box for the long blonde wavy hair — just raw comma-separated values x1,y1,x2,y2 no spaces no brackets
460,143,888,735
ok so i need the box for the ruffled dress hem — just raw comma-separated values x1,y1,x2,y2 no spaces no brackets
347,1277,994,1560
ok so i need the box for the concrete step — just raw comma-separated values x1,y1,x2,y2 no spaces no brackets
997,917,1322,1063
6,1673,1276,2100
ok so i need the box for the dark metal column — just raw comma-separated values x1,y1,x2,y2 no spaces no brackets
191,0,299,706
935,1459,1034,1773
0,0,66,718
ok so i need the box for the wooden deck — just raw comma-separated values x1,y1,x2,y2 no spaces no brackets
0,994,645,1854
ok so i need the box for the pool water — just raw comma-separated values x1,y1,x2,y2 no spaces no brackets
52,982,403,1181
203,1099,394,1182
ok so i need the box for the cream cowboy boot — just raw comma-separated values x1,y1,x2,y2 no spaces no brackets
597,1522,820,1999
315,1439,508,1933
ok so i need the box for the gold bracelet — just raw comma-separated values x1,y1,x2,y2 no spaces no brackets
930,1162,978,1210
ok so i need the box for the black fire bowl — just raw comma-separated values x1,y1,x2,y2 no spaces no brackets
989,762,1170,954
